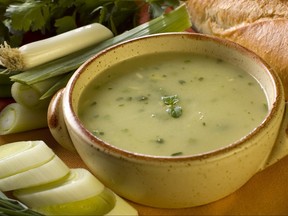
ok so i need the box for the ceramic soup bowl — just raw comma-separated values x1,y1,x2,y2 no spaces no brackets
48,33,288,208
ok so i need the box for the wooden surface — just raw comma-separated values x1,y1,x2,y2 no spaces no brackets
1,128,288,215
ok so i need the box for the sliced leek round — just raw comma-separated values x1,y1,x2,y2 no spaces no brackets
34,187,115,215
0,155,69,191
0,140,55,178
14,168,107,208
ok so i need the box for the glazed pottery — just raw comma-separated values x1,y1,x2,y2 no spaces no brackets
48,33,288,208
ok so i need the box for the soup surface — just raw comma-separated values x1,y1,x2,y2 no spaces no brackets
78,53,268,156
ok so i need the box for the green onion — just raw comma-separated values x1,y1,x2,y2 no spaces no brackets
10,4,191,85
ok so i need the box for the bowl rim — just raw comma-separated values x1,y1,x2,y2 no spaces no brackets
63,32,285,162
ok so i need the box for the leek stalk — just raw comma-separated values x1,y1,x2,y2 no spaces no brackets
11,75,64,109
0,23,113,71
10,4,191,86
0,103,47,135
40,72,73,100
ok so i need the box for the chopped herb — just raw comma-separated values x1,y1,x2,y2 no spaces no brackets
90,101,97,106
198,77,204,81
161,95,179,106
156,137,165,144
171,152,183,156
92,129,105,136
166,106,182,118
161,95,182,118
126,96,133,101
178,80,186,85
116,97,124,101
238,74,244,78
137,95,149,101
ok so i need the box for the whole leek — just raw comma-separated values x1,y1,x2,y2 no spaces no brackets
11,75,65,109
0,4,191,135
11,4,191,85
0,23,113,71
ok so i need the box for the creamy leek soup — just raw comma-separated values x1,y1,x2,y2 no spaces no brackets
78,53,268,156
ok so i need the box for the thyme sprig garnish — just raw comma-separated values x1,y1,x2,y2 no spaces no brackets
161,95,182,118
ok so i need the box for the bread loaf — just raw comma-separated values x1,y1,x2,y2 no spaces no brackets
186,0,288,99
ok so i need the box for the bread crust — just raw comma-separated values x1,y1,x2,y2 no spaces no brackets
187,0,288,34
187,0,288,99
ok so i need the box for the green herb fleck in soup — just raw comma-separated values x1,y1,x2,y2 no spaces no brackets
78,53,268,156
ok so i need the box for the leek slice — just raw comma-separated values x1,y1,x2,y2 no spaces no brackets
0,155,69,192
0,140,54,179
0,103,47,135
34,187,115,215
14,168,114,215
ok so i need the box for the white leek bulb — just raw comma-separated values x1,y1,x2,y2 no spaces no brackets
0,23,113,71
0,140,54,178
0,155,70,191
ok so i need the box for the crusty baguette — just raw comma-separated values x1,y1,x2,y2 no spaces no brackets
186,0,288,99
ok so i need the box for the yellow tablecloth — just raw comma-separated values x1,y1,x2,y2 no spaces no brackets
1,128,288,215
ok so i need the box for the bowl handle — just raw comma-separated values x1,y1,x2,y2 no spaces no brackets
47,88,76,152
263,102,288,168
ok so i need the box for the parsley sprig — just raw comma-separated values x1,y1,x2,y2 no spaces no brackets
0,0,181,47
161,95,183,118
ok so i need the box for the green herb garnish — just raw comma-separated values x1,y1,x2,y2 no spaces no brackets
0,0,183,47
156,137,165,144
161,95,182,118
171,152,183,156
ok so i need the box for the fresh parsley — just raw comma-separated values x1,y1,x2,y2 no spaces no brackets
161,95,183,118
0,0,182,47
